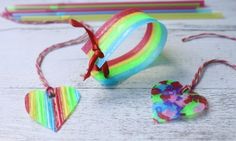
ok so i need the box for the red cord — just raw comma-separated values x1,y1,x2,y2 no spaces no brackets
2,14,110,85
182,33,236,42
36,28,88,91
181,59,236,93
36,20,109,95
69,19,109,80
181,33,236,93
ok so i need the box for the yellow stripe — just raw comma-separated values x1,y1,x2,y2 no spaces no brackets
91,23,160,78
99,12,144,52
9,3,200,11
61,87,69,118
29,92,34,117
21,12,223,23
30,92,37,119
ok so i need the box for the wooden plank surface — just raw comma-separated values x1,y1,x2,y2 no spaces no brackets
0,0,236,140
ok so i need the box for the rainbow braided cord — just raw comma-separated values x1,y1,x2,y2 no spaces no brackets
82,9,167,85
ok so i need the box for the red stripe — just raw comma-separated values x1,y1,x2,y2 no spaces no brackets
199,96,208,106
160,80,168,84
184,95,193,104
52,98,59,129
25,94,30,113
160,95,171,100
82,9,140,53
172,81,183,89
151,88,161,95
15,1,204,7
53,88,63,129
108,24,153,66
158,113,171,121
85,22,152,72
153,118,159,124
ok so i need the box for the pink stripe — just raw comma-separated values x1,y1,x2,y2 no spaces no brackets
14,1,204,7
9,6,197,14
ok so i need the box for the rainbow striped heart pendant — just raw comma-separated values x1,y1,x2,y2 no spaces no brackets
25,86,80,132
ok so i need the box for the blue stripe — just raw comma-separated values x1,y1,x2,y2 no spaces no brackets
98,22,167,85
75,89,80,102
96,17,157,68
44,92,51,130
11,8,212,18
46,93,56,132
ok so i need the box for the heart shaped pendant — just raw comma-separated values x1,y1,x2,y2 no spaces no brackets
25,86,80,132
151,80,208,123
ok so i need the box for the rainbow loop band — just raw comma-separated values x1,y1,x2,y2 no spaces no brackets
82,9,167,85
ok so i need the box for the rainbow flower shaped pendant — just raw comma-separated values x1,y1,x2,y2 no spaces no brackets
151,80,208,123
25,86,80,132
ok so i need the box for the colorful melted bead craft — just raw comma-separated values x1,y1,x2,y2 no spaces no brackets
151,59,236,123
151,33,236,123
151,80,207,123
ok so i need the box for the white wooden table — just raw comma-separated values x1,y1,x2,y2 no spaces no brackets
0,0,236,140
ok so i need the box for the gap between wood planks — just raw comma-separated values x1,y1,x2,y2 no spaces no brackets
1,26,236,32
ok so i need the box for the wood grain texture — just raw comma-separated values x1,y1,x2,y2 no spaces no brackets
0,0,236,140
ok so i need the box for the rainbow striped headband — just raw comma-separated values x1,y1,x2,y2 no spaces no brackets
80,9,167,85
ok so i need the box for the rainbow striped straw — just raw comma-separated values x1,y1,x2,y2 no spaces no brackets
1,0,223,23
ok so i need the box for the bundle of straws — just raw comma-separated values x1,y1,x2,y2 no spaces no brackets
1,0,223,23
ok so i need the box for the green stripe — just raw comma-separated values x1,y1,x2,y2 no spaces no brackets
100,12,152,52
64,87,73,112
68,87,77,107
94,22,161,80
36,90,43,123
39,91,47,126
43,92,49,127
